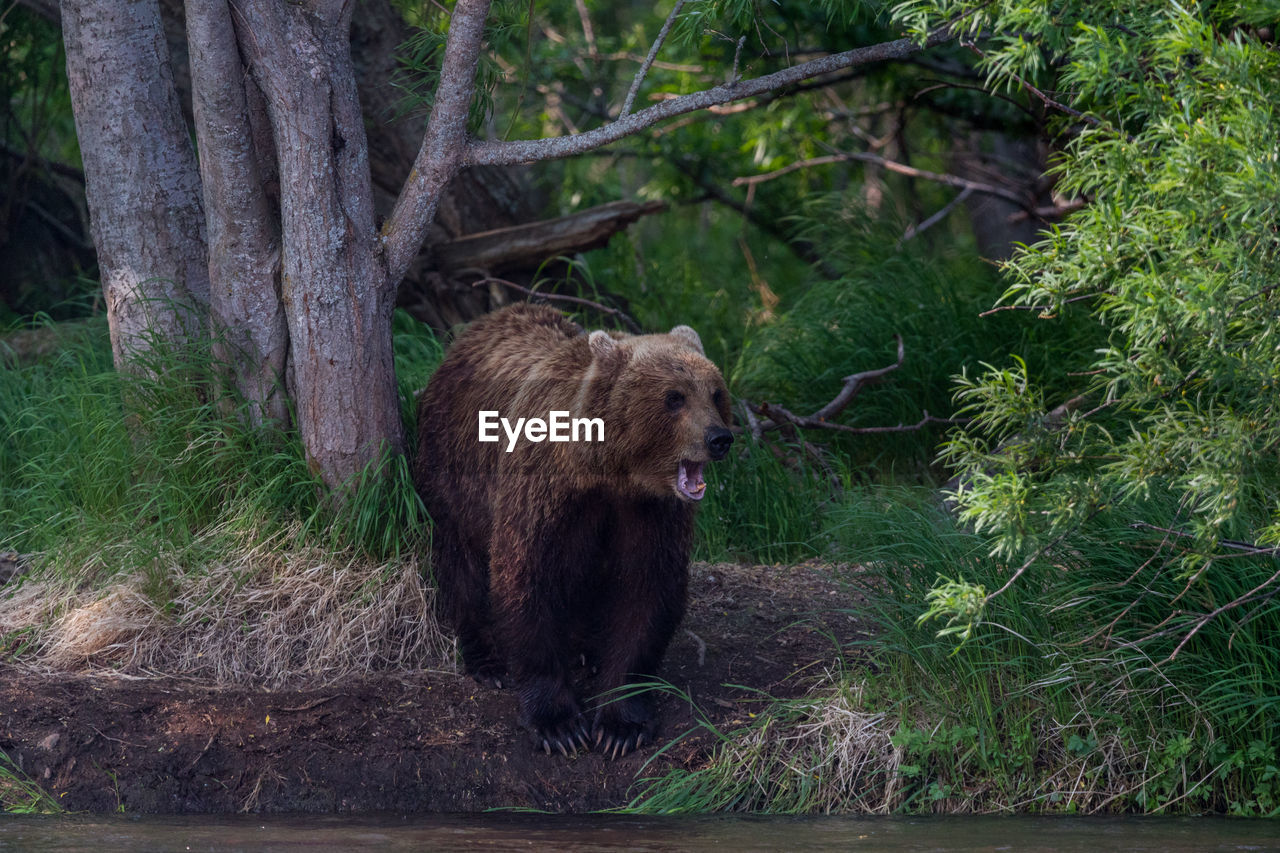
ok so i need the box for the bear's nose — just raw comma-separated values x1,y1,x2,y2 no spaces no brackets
705,426,733,460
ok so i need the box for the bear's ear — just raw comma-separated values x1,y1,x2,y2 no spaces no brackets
588,330,619,360
669,325,704,355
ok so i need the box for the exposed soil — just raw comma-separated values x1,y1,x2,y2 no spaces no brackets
0,561,869,814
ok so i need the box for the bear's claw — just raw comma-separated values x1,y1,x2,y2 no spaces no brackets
535,718,590,757
591,719,651,759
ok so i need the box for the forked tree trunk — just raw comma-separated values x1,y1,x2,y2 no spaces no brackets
61,0,209,369
231,0,403,488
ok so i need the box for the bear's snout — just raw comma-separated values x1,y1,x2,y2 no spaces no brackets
705,426,733,460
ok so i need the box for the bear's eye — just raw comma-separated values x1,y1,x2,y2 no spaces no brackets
712,388,725,408
665,390,686,412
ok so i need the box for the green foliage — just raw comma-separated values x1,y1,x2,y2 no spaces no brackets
899,1,1280,649
0,752,61,814
0,6,79,167
693,434,836,563
730,207,1090,476
634,486,1280,815
0,310,445,581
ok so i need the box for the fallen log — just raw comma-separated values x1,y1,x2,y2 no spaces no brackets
431,199,666,275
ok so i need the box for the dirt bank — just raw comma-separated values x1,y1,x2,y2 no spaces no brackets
0,561,867,814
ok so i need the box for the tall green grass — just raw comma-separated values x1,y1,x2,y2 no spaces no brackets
633,486,1280,815
693,435,841,564
732,210,1096,477
0,311,446,578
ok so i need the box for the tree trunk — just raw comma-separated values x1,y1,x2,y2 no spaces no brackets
186,0,288,428
233,0,402,490
61,0,208,369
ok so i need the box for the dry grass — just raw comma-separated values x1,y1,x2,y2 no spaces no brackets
728,676,902,813
0,526,454,685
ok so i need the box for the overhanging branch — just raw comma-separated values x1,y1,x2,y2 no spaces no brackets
465,29,956,167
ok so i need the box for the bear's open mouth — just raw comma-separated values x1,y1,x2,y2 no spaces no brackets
676,460,707,501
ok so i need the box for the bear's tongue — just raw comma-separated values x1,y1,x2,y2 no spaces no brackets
677,460,707,501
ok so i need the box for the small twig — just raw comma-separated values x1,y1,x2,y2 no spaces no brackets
986,525,1079,602
912,80,1040,123
573,0,598,59
273,695,339,713
597,51,703,74
1128,522,1280,557
684,628,707,666
472,276,644,333
729,35,747,85
1006,198,1087,223
183,733,217,772
960,40,1092,121
739,336,965,437
620,0,686,118
960,38,1116,136
1167,564,1280,661
733,150,1033,213
751,405,964,436
1228,282,1280,318
978,291,1104,318
900,185,973,244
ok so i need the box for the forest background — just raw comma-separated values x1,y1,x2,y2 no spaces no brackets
2,0,1279,815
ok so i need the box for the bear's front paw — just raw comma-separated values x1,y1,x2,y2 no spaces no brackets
521,686,590,757
592,702,658,760
528,712,591,757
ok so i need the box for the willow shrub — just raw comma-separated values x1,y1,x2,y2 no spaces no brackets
890,2,1280,661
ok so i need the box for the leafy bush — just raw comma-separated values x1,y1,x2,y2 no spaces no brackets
898,0,1280,657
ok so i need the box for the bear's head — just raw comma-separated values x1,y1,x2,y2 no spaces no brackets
587,325,733,502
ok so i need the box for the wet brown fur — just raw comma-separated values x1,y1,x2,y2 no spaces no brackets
413,303,732,757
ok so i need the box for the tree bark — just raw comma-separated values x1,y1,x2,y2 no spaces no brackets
186,0,288,428
61,0,209,370
234,0,402,489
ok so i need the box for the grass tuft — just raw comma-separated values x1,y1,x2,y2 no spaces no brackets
0,751,61,814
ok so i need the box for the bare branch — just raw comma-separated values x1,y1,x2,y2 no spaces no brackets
959,38,1117,135
730,35,746,84
467,29,956,167
751,405,966,436
620,0,685,118
985,525,1080,603
744,336,903,432
900,185,973,243
1167,564,1280,661
978,291,1104,318
738,335,963,438
1129,523,1280,557
573,0,598,59
817,334,904,422
472,276,644,333
733,151,1032,211
600,52,703,74
381,0,492,288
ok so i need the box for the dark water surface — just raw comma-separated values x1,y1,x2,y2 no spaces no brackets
1,813,1278,852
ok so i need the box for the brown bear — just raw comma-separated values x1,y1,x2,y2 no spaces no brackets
413,303,733,758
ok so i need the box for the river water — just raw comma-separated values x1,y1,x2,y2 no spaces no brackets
1,813,1278,852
